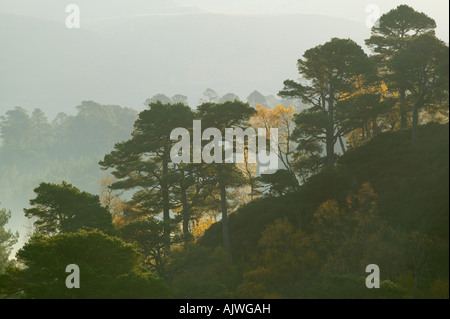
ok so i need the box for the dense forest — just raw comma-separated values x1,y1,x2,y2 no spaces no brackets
0,5,449,299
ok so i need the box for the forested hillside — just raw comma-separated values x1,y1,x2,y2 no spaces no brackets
0,4,448,299
199,123,449,298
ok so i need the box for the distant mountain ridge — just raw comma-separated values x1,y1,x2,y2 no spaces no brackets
0,12,369,117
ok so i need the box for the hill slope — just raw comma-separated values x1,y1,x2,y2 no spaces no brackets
200,123,449,261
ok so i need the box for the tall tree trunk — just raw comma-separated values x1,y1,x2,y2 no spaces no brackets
372,119,381,136
411,103,419,145
219,179,232,262
400,89,408,129
180,185,193,243
162,147,171,251
338,134,346,154
411,93,424,146
411,100,420,146
326,89,335,166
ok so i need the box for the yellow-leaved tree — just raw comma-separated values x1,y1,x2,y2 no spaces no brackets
99,176,127,228
251,104,296,176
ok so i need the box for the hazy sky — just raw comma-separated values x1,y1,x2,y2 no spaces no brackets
0,0,448,115
0,0,448,41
